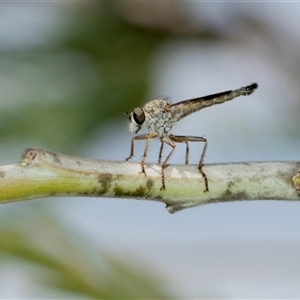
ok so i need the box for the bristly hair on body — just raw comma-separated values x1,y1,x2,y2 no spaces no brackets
125,83,258,192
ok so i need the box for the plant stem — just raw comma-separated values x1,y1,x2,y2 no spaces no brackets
0,148,299,213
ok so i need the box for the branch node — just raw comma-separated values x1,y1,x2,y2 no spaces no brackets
21,148,38,166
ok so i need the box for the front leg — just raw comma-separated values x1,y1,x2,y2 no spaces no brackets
125,133,158,176
125,134,150,161
140,132,158,175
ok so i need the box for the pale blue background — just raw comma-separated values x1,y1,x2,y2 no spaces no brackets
0,2,300,298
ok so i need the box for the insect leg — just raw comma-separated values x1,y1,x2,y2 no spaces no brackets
162,139,189,165
126,133,158,176
126,134,149,161
140,132,158,175
170,135,208,192
185,141,190,165
158,141,164,164
160,136,176,190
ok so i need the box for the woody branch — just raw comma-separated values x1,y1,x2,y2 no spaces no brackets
0,148,299,213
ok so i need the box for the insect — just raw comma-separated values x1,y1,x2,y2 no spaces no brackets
125,83,258,192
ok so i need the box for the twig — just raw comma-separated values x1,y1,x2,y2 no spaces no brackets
0,148,299,213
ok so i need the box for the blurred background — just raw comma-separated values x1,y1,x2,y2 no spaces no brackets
0,1,300,298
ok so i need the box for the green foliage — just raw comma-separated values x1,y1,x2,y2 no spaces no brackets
0,4,169,153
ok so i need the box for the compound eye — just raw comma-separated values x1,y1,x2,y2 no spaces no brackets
132,108,145,125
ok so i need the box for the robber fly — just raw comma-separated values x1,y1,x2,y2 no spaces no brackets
125,83,258,192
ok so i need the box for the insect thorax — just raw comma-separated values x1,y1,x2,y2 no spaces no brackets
143,98,179,137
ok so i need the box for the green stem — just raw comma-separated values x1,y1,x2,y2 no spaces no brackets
0,148,299,213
